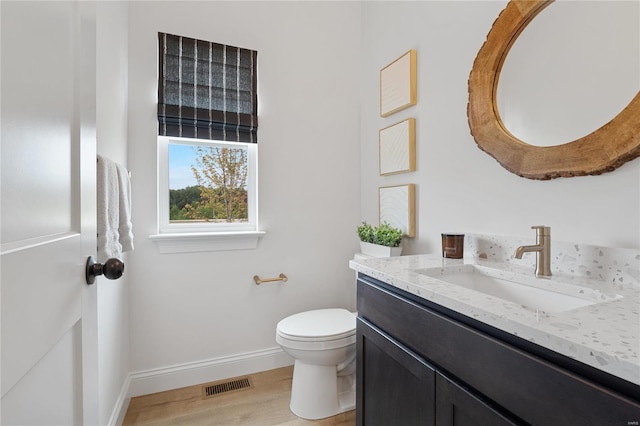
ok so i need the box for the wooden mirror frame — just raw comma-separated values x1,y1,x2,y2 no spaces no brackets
467,0,640,180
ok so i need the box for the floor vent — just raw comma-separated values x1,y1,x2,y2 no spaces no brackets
202,376,253,399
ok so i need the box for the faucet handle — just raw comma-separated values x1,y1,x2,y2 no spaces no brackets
531,225,550,235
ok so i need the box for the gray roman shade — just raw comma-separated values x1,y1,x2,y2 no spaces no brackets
158,33,258,142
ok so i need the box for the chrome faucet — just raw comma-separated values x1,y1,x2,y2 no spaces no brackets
514,226,552,277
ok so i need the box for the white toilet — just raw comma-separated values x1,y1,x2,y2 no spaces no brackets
276,308,356,420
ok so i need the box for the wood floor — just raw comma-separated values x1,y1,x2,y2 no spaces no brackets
123,366,356,426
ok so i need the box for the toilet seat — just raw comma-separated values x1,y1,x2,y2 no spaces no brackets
277,308,355,340
276,309,356,350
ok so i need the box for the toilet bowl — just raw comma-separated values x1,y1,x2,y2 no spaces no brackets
276,308,356,420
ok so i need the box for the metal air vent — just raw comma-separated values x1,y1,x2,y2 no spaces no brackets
201,376,253,399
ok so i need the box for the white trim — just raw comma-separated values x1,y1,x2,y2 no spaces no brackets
150,230,266,253
108,375,131,426
126,347,292,398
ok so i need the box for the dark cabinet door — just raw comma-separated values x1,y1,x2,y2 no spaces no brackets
357,317,436,426
435,372,522,426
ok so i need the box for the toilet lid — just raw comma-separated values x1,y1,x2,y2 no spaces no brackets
277,308,356,341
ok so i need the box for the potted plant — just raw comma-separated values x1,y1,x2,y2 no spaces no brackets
357,221,404,257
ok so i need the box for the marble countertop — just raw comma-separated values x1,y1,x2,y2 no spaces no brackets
349,253,640,386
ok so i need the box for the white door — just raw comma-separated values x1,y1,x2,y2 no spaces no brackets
1,1,98,424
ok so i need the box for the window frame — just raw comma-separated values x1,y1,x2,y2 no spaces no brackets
157,135,259,235
149,136,266,254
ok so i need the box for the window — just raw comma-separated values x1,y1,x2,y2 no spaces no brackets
153,33,262,252
158,136,257,234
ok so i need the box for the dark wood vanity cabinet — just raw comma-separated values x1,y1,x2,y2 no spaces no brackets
356,274,640,426
358,316,518,426
357,317,435,426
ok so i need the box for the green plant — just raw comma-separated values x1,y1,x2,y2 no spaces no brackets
357,221,403,247
357,222,374,244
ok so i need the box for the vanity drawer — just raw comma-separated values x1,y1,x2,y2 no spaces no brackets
357,275,640,425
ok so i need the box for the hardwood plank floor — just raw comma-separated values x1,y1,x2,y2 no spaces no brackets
123,366,356,426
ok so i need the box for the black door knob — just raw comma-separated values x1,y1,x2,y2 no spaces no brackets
85,256,125,285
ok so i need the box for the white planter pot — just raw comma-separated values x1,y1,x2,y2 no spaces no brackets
359,241,402,258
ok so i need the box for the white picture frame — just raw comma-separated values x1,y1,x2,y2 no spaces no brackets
379,184,415,237
379,118,416,175
380,50,417,117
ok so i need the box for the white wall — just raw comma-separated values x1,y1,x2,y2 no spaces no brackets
127,0,362,384
360,1,640,255
96,2,131,424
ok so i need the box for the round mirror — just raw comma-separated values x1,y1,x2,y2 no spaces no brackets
498,1,639,147
467,0,640,179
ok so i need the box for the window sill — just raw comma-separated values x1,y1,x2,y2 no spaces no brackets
149,231,266,254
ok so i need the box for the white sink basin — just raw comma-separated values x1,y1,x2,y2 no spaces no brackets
416,264,622,313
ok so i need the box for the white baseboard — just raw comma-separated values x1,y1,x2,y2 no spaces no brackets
109,374,131,426
126,347,292,399
110,347,292,423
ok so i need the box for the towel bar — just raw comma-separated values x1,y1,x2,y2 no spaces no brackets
253,273,288,285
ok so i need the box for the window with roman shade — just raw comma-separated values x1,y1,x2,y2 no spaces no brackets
152,32,263,252
158,32,258,143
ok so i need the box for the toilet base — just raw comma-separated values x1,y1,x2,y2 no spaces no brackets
289,360,355,420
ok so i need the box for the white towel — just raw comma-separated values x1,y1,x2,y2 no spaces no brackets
117,162,134,253
97,155,134,262
97,155,122,262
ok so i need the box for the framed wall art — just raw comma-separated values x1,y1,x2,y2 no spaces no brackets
380,49,417,117
379,184,415,237
379,118,416,175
